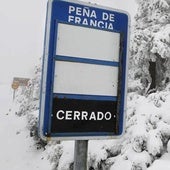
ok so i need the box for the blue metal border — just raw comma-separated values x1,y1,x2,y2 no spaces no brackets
55,55,119,67
51,132,117,137
40,0,129,138
39,1,53,137
53,93,118,101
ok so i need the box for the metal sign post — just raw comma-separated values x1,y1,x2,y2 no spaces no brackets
74,140,88,170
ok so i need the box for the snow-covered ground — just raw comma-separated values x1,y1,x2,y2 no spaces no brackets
1,83,170,170
0,84,51,170
0,84,12,113
148,153,170,170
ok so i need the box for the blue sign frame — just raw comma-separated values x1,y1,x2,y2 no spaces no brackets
39,0,130,140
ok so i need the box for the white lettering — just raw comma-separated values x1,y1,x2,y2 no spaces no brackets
56,110,112,120
110,14,115,22
68,15,74,22
81,111,88,120
89,112,96,120
105,112,112,120
97,112,104,120
69,6,97,18
74,111,80,120
68,6,115,30
108,23,114,30
75,16,81,24
82,18,88,25
91,10,97,18
65,111,72,120
69,6,75,14
102,12,109,20
90,19,97,27
76,7,82,16
98,21,104,28
83,7,90,17
102,12,115,22
56,110,64,120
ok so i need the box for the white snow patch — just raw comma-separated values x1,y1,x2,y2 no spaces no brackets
57,141,74,170
148,153,170,170
0,84,51,170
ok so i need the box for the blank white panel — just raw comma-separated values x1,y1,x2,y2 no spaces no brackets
53,61,118,96
56,23,120,62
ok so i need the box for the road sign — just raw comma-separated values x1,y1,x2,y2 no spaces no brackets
12,77,30,87
39,0,130,140
11,82,19,90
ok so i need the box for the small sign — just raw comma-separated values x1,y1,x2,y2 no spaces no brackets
12,77,30,87
11,82,19,90
39,0,130,140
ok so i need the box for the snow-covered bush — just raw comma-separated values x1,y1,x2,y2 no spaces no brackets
14,85,32,116
123,1,170,167
88,140,121,169
130,0,170,93
14,63,41,116
167,140,170,153
45,141,63,170
14,59,45,150
115,90,170,168
27,110,47,149
147,130,163,157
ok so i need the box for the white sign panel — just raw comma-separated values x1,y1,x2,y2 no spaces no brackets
56,23,120,62
53,61,118,96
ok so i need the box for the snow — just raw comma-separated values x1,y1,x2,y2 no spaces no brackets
151,24,170,58
0,84,12,113
110,156,132,170
1,77,170,170
57,141,74,170
0,84,51,170
1,73,170,170
148,153,170,170
1,0,170,169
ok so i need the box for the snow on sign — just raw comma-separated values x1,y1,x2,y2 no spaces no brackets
39,0,130,140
